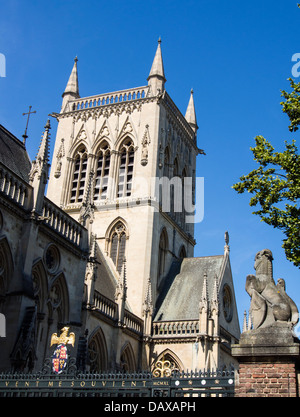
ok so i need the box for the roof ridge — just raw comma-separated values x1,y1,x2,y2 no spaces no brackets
0,124,27,149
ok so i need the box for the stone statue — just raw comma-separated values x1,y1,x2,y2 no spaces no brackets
245,249,298,330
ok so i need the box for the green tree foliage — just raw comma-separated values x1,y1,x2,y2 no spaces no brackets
281,78,300,132
233,79,300,268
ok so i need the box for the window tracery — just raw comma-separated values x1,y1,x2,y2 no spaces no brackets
88,330,108,373
94,142,111,201
117,138,134,198
70,146,88,203
109,222,127,274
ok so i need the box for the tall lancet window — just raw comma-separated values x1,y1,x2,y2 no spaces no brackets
94,142,111,201
163,147,170,178
70,146,88,203
157,229,168,284
172,157,180,221
109,222,127,274
181,167,187,227
117,138,135,198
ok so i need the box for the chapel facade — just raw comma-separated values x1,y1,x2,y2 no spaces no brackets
0,40,240,374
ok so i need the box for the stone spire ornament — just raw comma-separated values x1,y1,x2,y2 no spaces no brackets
29,119,51,215
63,56,79,97
147,38,166,94
185,89,198,133
199,271,208,311
142,277,153,338
115,257,128,325
61,57,80,112
79,169,95,229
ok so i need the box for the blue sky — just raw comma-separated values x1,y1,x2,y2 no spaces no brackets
0,0,299,332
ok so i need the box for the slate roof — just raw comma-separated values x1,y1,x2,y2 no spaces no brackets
154,255,224,322
0,124,31,182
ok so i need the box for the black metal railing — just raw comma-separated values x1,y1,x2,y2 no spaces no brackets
0,359,234,397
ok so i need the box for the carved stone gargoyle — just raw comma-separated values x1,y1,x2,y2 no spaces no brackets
245,249,298,330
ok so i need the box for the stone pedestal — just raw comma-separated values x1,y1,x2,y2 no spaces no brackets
232,323,300,397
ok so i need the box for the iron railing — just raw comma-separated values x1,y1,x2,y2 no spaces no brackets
0,358,234,397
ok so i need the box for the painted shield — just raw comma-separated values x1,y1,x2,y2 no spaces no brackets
51,343,68,374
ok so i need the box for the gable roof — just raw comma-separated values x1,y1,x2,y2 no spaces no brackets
154,255,224,322
0,124,31,182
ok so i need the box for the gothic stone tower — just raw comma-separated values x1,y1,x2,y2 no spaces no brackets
47,40,200,319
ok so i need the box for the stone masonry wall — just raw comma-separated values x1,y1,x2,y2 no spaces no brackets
235,362,298,397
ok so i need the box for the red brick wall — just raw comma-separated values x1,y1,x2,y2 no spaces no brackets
235,362,298,397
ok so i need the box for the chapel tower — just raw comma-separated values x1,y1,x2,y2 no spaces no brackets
47,40,200,317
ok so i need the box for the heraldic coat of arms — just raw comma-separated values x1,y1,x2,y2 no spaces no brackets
50,327,75,374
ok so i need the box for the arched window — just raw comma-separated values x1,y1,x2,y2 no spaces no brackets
47,274,69,326
94,142,111,201
172,157,181,220
109,222,127,274
88,329,108,372
0,237,13,314
163,147,170,178
158,229,168,283
120,343,136,372
152,350,182,377
159,147,171,213
70,146,88,203
32,261,47,318
117,138,135,198
181,167,187,227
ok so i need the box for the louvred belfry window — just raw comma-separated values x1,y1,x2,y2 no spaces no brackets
110,222,127,274
94,142,111,201
117,138,135,198
70,146,88,203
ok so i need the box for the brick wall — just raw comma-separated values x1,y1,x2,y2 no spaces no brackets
235,362,298,397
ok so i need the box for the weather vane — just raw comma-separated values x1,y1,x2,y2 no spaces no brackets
22,105,36,144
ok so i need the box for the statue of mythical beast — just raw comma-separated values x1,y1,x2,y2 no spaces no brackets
245,249,298,330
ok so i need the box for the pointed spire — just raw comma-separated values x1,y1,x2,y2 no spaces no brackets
147,38,166,94
211,274,219,313
63,56,79,98
199,271,208,310
89,232,97,261
115,257,127,324
115,257,127,303
143,276,153,314
143,277,153,337
122,257,127,293
28,120,51,215
29,119,51,183
79,169,95,228
185,89,198,132
199,271,209,335
37,119,51,165
61,57,80,112
85,232,98,306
